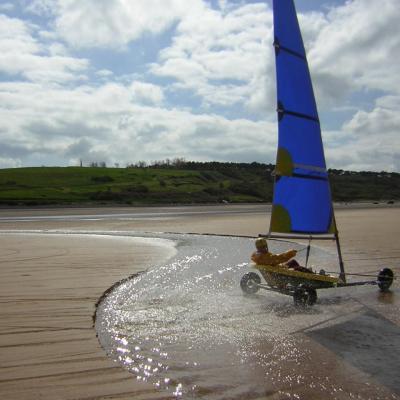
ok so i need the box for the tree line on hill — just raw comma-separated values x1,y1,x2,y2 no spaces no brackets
0,160,398,206
72,158,400,204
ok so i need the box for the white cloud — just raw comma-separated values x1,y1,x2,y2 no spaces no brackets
324,95,400,171
0,0,398,172
24,0,55,16
130,81,164,105
96,69,113,78
0,2,14,12
0,79,275,167
47,42,68,56
151,2,273,112
0,14,39,54
308,0,400,101
0,14,89,83
0,157,21,168
26,0,195,49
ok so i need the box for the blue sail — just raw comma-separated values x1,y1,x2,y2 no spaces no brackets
270,0,336,235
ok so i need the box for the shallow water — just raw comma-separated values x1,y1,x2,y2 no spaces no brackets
95,234,399,399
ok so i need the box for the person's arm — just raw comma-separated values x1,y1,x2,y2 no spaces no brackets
274,249,297,263
252,250,297,265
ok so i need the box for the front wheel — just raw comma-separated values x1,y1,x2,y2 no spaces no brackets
240,272,261,294
377,268,394,292
293,286,317,306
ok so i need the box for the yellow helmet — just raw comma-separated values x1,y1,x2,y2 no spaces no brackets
255,237,268,249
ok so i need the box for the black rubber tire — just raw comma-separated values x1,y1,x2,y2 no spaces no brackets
240,272,261,294
307,288,318,305
293,286,317,306
377,268,394,292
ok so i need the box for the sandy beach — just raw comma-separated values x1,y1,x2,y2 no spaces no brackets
0,204,399,399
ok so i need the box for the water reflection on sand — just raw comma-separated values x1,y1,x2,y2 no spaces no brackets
95,234,399,400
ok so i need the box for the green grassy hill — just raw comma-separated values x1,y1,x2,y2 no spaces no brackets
0,163,398,206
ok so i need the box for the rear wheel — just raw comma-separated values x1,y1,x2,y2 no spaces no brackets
240,272,261,294
377,268,394,292
293,286,317,306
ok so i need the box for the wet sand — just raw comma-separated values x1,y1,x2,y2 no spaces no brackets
0,204,399,399
0,233,176,400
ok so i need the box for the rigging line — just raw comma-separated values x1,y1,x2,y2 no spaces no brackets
276,172,328,182
273,38,306,61
277,107,320,123
293,163,327,173
292,172,328,181
277,101,319,123
296,247,308,253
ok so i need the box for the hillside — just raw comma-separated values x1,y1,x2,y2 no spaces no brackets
0,163,398,206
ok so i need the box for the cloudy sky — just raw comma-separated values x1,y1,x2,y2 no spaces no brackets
0,0,399,171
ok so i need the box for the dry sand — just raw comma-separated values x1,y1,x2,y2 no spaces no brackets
0,204,399,399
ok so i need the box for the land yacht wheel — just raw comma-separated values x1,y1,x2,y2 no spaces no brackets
293,286,317,306
377,268,394,292
240,272,261,294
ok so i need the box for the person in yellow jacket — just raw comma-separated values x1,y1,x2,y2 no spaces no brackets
251,237,298,267
251,237,315,274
